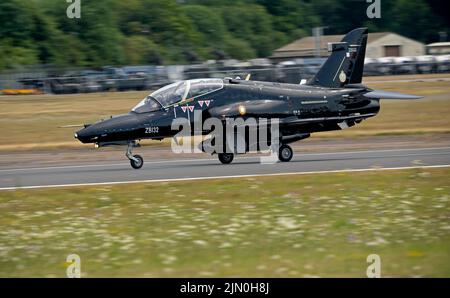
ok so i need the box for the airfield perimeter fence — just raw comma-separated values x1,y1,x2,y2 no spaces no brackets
1,59,449,95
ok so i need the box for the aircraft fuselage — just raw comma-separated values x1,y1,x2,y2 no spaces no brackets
75,79,380,145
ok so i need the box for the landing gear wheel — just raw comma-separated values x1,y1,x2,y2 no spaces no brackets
218,153,234,164
126,142,143,169
130,154,144,169
278,144,293,162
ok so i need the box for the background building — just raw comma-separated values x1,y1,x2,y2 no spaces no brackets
427,42,450,55
270,32,425,62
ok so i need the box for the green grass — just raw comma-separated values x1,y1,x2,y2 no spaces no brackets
0,168,449,277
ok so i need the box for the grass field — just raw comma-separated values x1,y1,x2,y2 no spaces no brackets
0,76,449,151
0,167,449,277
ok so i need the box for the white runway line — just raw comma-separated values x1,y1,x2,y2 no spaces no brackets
1,164,449,191
0,158,215,172
1,146,449,173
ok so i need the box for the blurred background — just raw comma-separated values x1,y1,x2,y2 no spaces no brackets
0,0,449,94
1,0,450,278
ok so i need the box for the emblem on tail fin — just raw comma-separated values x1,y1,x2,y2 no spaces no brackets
339,71,347,83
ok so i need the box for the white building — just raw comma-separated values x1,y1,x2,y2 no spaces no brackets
270,32,425,62
427,42,450,55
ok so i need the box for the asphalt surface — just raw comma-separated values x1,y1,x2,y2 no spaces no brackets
1,146,450,190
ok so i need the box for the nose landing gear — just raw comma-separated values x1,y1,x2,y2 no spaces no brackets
130,155,144,169
126,142,144,169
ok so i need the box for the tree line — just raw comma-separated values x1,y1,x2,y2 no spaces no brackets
0,0,448,70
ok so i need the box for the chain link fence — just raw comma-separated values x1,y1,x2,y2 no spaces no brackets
1,57,449,94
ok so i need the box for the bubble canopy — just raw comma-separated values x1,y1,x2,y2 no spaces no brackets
132,79,223,113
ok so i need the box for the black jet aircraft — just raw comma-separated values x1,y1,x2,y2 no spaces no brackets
74,28,421,169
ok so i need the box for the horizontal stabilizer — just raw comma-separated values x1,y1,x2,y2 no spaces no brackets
364,90,422,100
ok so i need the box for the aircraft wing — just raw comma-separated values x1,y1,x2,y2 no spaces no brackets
280,113,377,125
226,113,377,128
363,90,422,100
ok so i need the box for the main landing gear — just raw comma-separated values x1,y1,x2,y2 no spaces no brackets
278,144,293,162
216,144,294,164
126,142,143,169
218,153,234,164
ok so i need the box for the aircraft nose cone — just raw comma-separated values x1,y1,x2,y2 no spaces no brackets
75,126,94,143
74,113,142,144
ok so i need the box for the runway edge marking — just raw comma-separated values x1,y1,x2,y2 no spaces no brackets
1,164,449,191
2,146,450,173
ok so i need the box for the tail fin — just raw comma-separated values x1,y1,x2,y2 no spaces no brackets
308,27,368,88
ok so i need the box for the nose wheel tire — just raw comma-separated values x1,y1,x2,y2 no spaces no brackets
218,153,234,164
130,154,144,169
278,144,293,162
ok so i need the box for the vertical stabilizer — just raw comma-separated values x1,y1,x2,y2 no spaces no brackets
308,28,368,88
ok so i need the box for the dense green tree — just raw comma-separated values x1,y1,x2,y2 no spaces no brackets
122,36,163,65
389,0,443,42
180,5,227,44
0,0,35,45
43,0,124,66
117,0,204,63
0,41,39,69
0,0,448,70
308,0,444,43
222,37,256,60
180,4,228,60
257,0,320,37
219,4,283,57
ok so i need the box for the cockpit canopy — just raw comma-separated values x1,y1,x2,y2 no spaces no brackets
132,78,223,113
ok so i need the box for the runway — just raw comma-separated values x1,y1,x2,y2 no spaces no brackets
1,146,450,190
